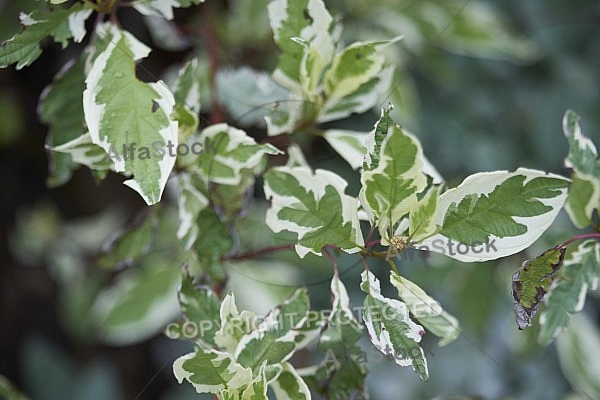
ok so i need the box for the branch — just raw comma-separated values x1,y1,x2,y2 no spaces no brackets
201,2,225,124
223,243,295,261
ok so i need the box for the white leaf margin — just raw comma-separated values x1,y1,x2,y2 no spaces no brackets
199,123,282,185
360,270,424,368
83,23,178,205
50,132,114,170
264,166,365,258
390,271,459,346
270,362,311,400
267,0,333,93
173,348,253,394
323,128,443,184
417,168,569,262
174,173,209,249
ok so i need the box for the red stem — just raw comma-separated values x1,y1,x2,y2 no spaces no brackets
365,239,380,249
559,232,600,248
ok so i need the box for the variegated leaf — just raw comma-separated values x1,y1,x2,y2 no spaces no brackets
562,110,600,229
512,246,566,330
173,347,253,394
360,108,427,240
556,314,600,399
214,292,258,354
234,289,315,370
267,0,333,93
196,123,281,185
0,4,92,69
360,270,428,381
390,271,460,346
319,66,394,123
539,241,600,344
264,166,364,258
323,39,400,102
83,23,178,205
270,362,311,400
50,133,114,172
419,168,569,262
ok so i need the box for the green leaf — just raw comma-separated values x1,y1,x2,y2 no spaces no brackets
172,58,203,113
236,363,268,400
83,23,178,205
234,289,314,370
360,270,428,381
99,213,156,269
39,58,86,187
178,272,222,347
556,314,600,399
320,66,394,123
133,0,206,20
565,173,599,229
419,168,569,262
313,273,367,399
538,241,600,345
0,375,28,400
324,39,400,101
362,105,392,171
91,262,181,345
192,208,233,280
390,271,460,346
171,59,204,140
408,186,441,242
360,108,427,240
563,110,600,177
196,124,281,185
441,173,567,242
270,363,310,400
512,246,566,330
264,166,364,258
173,347,253,394
0,4,92,69
265,100,304,136
267,0,334,92
562,110,600,228
320,273,363,352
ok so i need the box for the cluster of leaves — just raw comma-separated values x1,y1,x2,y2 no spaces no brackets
512,111,600,346
0,0,591,398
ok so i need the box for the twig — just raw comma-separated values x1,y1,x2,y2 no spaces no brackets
223,243,295,261
201,2,225,124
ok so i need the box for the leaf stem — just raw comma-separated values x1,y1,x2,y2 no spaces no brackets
559,232,600,248
323,245,339,275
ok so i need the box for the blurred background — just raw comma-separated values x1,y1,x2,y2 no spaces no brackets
1,0,600,399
